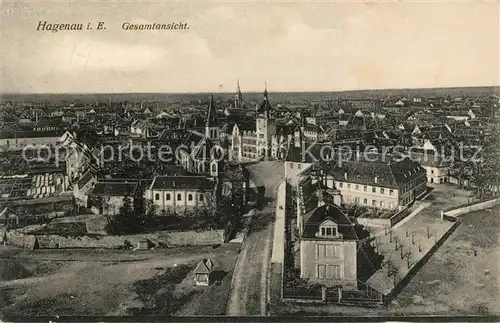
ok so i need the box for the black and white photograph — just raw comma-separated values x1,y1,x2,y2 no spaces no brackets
0,0,499,320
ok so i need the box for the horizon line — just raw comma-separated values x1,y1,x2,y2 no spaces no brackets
1,84,499,97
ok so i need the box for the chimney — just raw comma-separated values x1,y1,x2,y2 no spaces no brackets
344,172,347,180
374,176,378,184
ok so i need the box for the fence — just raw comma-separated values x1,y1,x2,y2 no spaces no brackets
282,283,383,305
389,208,411,227
281,181,383,306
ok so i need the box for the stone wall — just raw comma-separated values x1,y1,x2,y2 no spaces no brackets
0,228,225,249
355,217,390,228
444,198,499,217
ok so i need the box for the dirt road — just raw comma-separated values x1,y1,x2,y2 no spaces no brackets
226,206,274,316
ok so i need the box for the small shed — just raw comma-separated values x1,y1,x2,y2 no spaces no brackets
194,258,215,286
137,239,152,251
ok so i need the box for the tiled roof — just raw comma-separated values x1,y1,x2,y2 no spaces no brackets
0,130,63,140
150,175,215,191
77,170,95,188
323,155,425,189
194,258,214,274
302,204,368,240
408,151,450,167
235,122,256,132
90,181,139,197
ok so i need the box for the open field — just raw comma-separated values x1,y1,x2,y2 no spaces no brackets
392,206,500,315
0,244,239,316
271,205,500,316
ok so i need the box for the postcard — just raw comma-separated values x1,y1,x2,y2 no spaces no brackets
1,0,499,321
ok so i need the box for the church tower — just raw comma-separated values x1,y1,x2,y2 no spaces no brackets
256,83,276,159
234,79,244,109
206,94,219,143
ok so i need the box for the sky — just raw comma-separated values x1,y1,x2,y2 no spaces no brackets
1,0,499,93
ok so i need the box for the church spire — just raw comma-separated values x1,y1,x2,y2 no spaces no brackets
264,81,268,99
206,94,217,128
235,79,244,109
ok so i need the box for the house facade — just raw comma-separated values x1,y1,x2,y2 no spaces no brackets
144,175,218,215
0,124,64,152
299,204,360,290
322,156,427,211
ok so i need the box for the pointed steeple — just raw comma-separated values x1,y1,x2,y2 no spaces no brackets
206,94,217,128
235,79,244,109
257,82,272,118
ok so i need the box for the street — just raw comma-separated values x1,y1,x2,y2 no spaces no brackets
226,204,274,316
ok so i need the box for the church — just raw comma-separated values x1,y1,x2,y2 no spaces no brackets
177,94,223,177
230,83,294,161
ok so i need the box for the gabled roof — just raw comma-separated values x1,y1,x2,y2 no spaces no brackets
150,175,215,191
77,170,95,188
194,258,214,274
302,204,367,240
323,155,425,189
90,181,139,197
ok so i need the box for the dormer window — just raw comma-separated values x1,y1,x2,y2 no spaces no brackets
318,220,338,238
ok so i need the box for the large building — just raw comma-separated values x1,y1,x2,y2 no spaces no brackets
144,175,218,215
177,95,223,177
320,155,427,211
299,203,369,289
230,84,291,162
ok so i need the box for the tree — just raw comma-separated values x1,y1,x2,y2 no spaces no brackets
145,200,157,217
105,196,145,235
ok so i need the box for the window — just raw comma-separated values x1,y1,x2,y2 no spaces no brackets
318,265,326,279
372,187,376,193
317,244,326,258
326,245,335,258
354,197,360,204
327,265,341,279
363,186,367,192
389,202,394,209
380,201,385,208
363,198,368,204
389,189,394,196
372,199,377,207
381,188,385,194
297,164,302,170
166,193,171,201
155,193,160,200
355,184,359,190
177,194,182,201
188,194,193,201
339,182,343,188
199,194,204,201
320,226,337,237
290,163,294,169
347,184,351,189
211,164,217,173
